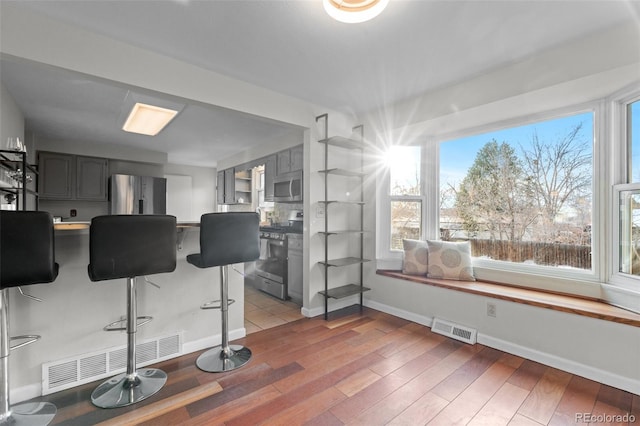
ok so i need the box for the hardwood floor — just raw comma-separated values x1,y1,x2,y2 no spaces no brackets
33,306,638,425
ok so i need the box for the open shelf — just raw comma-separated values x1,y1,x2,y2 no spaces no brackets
316,114,368,320
318,136,362,150
318,168,365,177
319,284,371,299
318,257,370,267
317,229,369,236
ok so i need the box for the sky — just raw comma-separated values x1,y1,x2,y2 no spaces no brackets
440,112,594,193
631,100,640,182
389,104,640,200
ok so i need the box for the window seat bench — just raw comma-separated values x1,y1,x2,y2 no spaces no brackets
376,270,640,328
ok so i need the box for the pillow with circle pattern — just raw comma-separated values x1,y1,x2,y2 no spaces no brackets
426,240,475,281
402,239,428,275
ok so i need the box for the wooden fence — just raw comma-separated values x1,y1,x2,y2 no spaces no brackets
468,239,591,270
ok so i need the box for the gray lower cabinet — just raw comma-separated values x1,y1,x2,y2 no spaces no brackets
287,234,303,303
38,151,108,201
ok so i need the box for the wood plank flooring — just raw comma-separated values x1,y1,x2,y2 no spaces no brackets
33,306,638,425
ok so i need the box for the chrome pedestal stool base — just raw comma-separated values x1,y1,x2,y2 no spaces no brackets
196,344,251,373
90,368,167,409
1,402,57,426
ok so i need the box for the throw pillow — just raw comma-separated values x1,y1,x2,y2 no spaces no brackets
426,240,475,281
402,239,428,275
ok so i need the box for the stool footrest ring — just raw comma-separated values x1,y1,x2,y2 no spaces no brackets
103,316,153,331
200,299,235,310
9,334,41,351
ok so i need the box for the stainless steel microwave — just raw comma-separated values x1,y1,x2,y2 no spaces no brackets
273,170,303,202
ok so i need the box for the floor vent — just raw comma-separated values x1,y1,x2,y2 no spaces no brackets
42,333,182,395
431,318,477,344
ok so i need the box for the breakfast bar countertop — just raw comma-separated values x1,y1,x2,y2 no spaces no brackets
54,221,200,231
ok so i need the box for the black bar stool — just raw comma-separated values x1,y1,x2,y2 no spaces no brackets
87,215,176,408
1,211,59,426
187,212,259,372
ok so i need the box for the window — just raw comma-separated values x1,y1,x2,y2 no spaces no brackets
614,97,640,281
440,113,593,271
388,146,422,250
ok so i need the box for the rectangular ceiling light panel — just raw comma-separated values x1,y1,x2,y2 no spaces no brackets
122,102,178,136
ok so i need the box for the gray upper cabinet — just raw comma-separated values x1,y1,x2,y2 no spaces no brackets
216,170,225,205
276,145,303,176
264,154,276,201
290,145,303,172
224,167,236,204
39,152,74,199
38,151,108,201
276,149,291,175
76,156,108,200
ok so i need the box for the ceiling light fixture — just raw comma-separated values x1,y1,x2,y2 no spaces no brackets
323,0,389,24
122,102,178,136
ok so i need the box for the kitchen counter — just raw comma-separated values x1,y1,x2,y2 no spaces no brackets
54,221,201,231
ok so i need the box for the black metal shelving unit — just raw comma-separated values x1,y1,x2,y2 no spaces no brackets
0,149,38,211
316,114,370,320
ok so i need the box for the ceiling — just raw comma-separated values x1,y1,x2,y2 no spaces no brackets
1,0,639,167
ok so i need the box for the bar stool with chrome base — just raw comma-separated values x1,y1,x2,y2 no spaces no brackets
1,211,59,426
187,212,259,372
87,215,176,408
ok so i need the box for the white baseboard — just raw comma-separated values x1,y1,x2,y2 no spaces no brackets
477,334,640,396
363,299,640,395
302,296,363,318
181,327,246,355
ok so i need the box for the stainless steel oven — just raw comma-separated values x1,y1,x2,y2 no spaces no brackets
255,229,288,300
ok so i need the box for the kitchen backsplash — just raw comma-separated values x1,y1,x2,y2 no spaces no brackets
225,202,302,226
273,203,303,225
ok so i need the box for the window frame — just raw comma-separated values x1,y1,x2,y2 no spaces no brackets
609,88,640,291
377,103,605,298
377,143,429,265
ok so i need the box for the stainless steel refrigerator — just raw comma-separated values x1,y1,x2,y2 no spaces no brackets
110,174,167,215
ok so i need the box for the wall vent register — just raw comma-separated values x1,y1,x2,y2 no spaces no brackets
41,333,181,395
431,318,477,345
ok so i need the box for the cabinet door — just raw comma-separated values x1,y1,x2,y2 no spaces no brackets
289,145,303,172
264,154,276,201
216,170,225,205
276,150,291,175
39,152,74,199
76,156,108,200
224,168,235,204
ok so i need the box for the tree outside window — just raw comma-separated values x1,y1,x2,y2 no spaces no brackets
441,113,593,270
